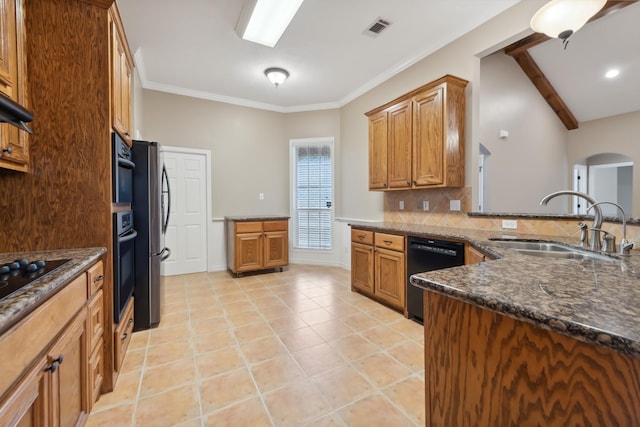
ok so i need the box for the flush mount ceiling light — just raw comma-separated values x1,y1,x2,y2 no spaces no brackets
605,68,620,79
264,67,289,87
530,0,606,47
236,0,305,48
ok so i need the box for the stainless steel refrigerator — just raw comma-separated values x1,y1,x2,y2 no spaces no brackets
132,140,171,331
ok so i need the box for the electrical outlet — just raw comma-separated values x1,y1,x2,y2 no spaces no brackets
422,200,429,211
399,200,404,210
502,219,518,229
450,200,461,211
259,192,264,200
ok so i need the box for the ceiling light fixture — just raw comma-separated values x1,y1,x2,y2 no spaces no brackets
530,0,606,48
265,67,289,87
236,0,305,48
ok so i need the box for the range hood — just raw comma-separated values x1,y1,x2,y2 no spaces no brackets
0,92,33,134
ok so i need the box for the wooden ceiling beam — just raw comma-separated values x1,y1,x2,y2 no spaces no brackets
511,50,578,130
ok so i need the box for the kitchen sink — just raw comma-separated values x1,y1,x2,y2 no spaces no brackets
490,240,575,252
489,239,618,262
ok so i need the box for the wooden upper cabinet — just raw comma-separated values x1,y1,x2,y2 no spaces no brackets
0,0,29,172
387,99,412,189
366,75,468,191
413,87,444,186
109,4,133,145
368,111,388,190
0,0,18,99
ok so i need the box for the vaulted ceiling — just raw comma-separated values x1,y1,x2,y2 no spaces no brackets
505,0,640,128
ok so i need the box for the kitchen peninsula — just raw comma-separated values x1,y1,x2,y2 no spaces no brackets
395,224,640,426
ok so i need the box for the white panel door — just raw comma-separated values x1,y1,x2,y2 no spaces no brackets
161,149,208,276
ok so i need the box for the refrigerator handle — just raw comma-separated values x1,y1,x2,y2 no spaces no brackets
161,165,171,234
159,247,171,261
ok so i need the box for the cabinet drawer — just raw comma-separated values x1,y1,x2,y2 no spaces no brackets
0,273,87,395
114,297,134,372
263,220,287,232
351,229,374,245
236,221,263,233
87,289,104,351
87,260,104,298
375,232,404,251
88,340,104,409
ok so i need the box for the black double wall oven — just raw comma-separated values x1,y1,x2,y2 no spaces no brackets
112,133,137,323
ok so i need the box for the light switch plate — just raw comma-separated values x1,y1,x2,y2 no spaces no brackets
399,200,405,210
422,200,429,211
502,219,518,229
450,200,461,211
259,192,264,200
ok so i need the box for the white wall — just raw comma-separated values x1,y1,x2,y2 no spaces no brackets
479,51,569,213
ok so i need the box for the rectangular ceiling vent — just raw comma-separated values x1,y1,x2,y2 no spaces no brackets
363,17,391,38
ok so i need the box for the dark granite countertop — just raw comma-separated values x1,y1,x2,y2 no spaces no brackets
349,222,640,358
468,211,640,225
0,247,106,334
225,215,290,222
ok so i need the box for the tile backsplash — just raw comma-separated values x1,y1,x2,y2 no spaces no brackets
384,187,640,246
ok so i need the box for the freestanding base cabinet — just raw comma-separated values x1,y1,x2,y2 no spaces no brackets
225,216,289,276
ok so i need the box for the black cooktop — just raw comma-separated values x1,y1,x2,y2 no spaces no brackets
0,259,72,301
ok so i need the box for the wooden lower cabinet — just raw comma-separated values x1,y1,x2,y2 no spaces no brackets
0,298,88,427
114,297,134,373
465,244,486,265
85,261,104,409
48,309,88,427
351,242,374,294
351,228,405,312
0,356,48,427
424,291,640,426
0,260,105,426
374,247,405,309
226,218,289,275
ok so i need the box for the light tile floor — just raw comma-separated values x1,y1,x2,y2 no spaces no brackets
87,265,425,427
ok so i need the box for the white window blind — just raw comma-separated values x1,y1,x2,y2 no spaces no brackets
293,141,333,250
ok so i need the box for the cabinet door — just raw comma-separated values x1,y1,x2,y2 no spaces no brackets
412,87,444,187
119,47,132,140
264,230,288,268
0,357,49,427
0,0,17,98
374,247,405,310
111,22,126,139
351,242,374,294
368,111,388,190
466,245,485,265
235,232,264,272
0,0,28,172
387,100,412,189
48,310,88,427
110,13,132,144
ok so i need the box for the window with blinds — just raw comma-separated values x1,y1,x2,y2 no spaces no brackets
292,139,333,250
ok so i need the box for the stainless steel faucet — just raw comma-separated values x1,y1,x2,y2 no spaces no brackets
587,201,635,255
539,190,603,251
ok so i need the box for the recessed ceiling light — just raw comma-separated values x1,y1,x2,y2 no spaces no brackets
235,0,305,48
605,69,620,79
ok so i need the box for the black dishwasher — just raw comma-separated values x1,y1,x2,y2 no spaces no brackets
406,236,465,323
